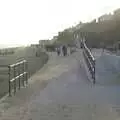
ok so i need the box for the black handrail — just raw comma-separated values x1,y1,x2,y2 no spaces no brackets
81,40,95,84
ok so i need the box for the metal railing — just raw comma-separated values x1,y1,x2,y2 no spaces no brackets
81,40,96,84
0,60,28,97
8,60,28,96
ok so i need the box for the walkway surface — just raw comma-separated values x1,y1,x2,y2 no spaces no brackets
0,51,120,120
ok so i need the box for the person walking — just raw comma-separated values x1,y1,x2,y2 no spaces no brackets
62,45,65,56
67,46,70,56
60,45,63,56
57,47,60,56
62,45,67,56
65,45,67,56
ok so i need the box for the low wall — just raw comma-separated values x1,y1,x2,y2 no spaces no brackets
27,52,49,77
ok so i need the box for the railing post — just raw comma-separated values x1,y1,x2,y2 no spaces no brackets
8,66,11,96
93,60,96,84
25,61,28,85
13,65,16,95
26,62,30,82
18,63,21,90
24,60,27,86
22,61,25,87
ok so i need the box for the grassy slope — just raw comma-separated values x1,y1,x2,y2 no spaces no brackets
0,46,48,98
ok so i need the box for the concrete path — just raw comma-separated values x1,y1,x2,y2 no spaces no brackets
0,51,120,120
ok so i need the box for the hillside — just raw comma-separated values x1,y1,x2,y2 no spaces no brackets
52,8,120,49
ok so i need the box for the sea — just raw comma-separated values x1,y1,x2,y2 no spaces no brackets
0,44,26,49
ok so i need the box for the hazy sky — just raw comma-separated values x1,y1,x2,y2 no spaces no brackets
0,0,120,46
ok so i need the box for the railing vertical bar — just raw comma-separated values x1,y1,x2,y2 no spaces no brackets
8,66,11,96
14,65,16,95
22,62,25,87
26,61,28,84
18,63,21,90
93,60,95,84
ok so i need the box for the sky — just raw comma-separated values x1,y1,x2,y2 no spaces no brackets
0,0,120,47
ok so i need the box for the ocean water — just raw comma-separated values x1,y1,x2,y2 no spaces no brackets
0,44,25,49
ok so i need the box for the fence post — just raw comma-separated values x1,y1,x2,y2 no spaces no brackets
13,65,16,95
93,60,96,84
22,61,25,87
23,60,27,86
8,66,11,96
27,61,29,81
25,61,28,85
18,63,21,90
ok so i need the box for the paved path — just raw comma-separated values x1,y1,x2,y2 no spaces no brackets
0,51,120,120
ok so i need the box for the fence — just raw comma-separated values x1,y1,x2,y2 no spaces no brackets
8,60,28,96
0,59,28,97
81,40,96,84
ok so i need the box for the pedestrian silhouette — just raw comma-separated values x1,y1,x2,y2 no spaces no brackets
62,45,67,56
57,47,60,56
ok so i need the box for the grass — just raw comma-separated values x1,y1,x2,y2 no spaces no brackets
0,46,48,98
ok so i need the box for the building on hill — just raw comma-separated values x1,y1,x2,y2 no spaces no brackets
98,14,113,22
113,8,120,20
90,19,97,23
39,40,50,48
31,44,40,48
114,8,120,15
51,36,57,44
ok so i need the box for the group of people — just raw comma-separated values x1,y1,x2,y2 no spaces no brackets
56,45,71,56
